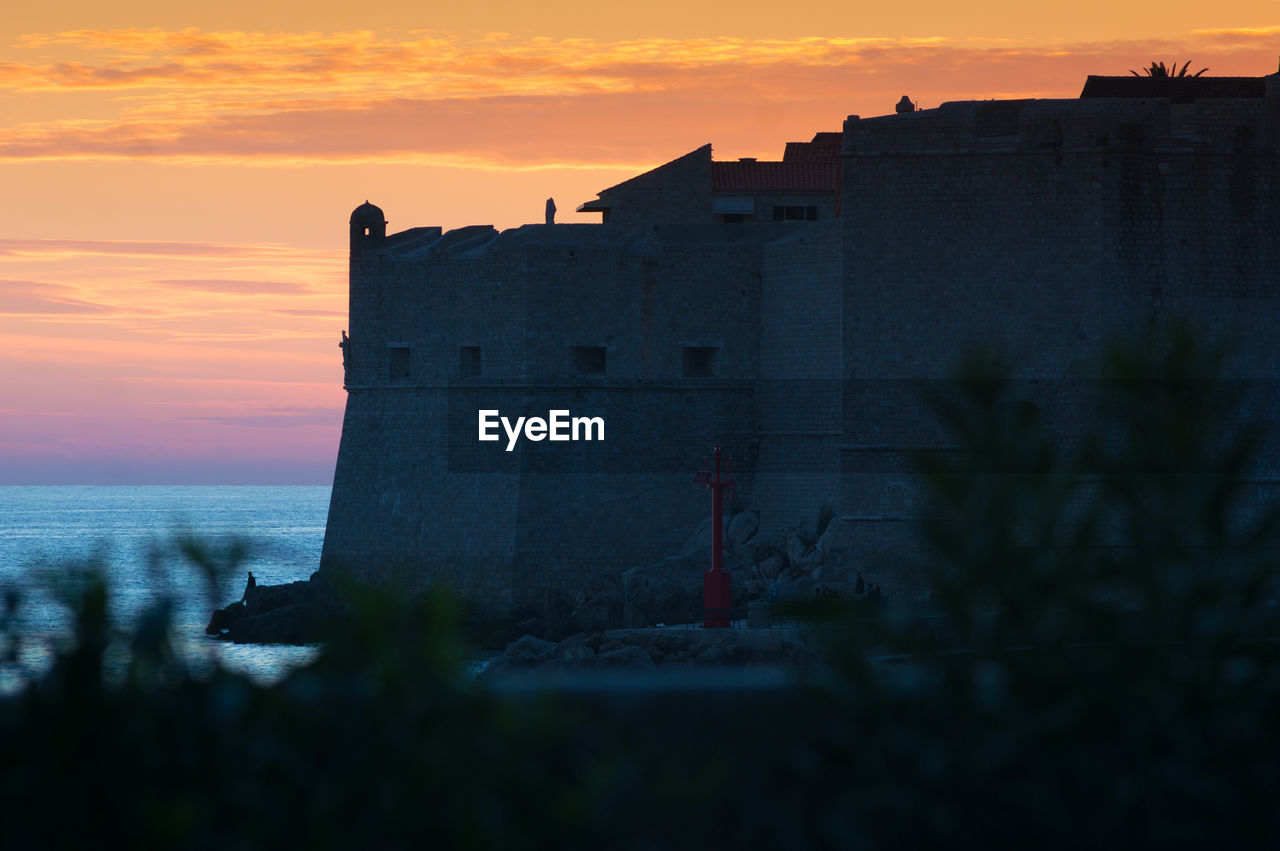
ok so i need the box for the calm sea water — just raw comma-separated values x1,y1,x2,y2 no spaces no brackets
0,485,330,690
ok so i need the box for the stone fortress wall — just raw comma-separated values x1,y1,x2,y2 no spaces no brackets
322,71,1280,611
325,219,772,606
836,86,1280,595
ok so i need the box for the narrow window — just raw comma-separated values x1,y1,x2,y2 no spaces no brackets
682,346,718,378
571,346,606,376
388,346,411,382
363,227,370,236
459,346,481,378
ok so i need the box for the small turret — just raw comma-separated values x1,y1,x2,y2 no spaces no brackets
350,201,387,256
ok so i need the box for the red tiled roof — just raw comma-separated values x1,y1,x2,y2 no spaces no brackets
782,132,843,162
710,161,838,192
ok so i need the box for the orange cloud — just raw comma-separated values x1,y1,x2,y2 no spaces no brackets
2,28,1276,167
0,237,307,258
0,279,113,314
154,278,313,294
3,21,1277,483
0,234,346,379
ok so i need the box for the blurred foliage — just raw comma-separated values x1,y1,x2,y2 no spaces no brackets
3,322,1279,848
818,323,1280,847
0,550,637,850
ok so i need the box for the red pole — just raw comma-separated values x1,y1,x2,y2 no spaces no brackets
702,444,732,628
711,446,723,575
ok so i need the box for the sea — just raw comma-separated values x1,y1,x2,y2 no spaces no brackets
0,485,330,692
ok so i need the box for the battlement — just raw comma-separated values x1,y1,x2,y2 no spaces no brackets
323,68,1280,615
844,89,1280,157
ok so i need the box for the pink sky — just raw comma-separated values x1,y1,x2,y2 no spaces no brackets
3,3,1277,483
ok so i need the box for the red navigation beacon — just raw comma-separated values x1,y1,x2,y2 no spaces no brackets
693,445,734,628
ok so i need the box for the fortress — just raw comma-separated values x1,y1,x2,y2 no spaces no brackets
320,71,1280,615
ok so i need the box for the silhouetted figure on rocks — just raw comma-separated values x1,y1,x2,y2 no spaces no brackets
854,572,865,595
242,571,256,604
545,197,556,225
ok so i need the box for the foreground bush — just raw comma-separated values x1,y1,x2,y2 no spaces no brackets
3,322,1278,848
817,324,1280,846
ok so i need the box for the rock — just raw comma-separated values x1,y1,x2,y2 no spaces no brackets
205,600,246,636
622,555,703,627
776,576,816,604
230,601,331,644
503,634,557,666
815,521,846,561
479,617,544,651
593,645,657,669
727,511,759,548
208,577,335,643
758,555,783,580
694,645,724,665
683,513,757,557
653,632,691,655
541,587,575,641
243,580,314,616
680,515,730,556
543,584,620,640
720,640,758,665
620,553,751,626
786,536,812,571
566,587,622,635
555,632,596,665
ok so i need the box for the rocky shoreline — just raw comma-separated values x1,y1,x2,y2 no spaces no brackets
205,572,337,644
205,571,827,672
480,626,820,678
206,508,882,659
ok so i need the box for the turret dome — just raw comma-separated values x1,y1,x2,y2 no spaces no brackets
350,201,386,225
349,200,388,252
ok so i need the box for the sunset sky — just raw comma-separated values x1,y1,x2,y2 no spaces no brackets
3,2,1278,484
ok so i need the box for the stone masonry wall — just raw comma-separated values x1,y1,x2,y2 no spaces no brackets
755,221,842,536
322,222,767,614
834,94,1280,598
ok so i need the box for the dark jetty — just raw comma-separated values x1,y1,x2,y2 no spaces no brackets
206,573,337,644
